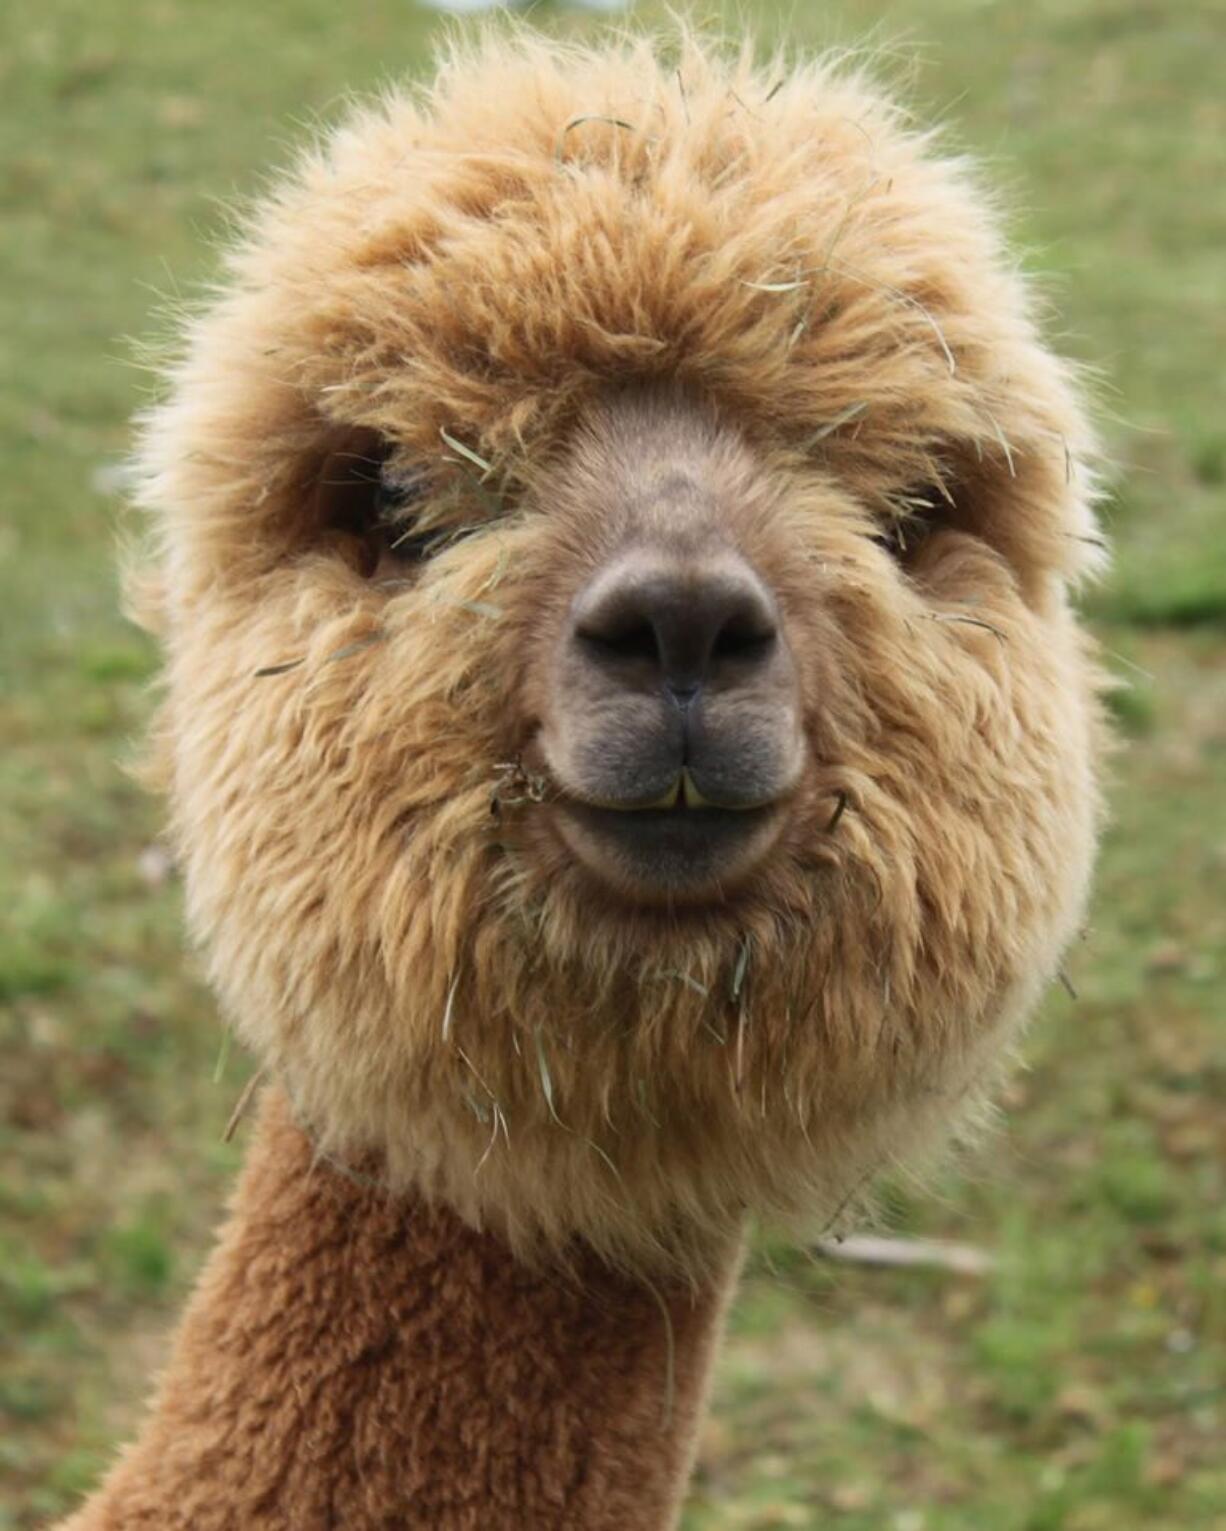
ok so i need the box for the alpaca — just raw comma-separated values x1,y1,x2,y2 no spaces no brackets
60,29,1105,1530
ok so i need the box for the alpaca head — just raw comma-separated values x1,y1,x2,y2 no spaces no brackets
135,32,1105,1274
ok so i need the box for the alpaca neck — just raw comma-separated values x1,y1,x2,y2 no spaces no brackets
61,1088,738,1531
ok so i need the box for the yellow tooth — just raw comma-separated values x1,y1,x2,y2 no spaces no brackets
681,768,714,809
639,777,682,810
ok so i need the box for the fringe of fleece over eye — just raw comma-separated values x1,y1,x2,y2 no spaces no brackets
61,25,1107,1531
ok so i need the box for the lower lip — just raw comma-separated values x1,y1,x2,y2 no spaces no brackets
552,800,780,898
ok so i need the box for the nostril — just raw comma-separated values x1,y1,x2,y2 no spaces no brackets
576,618,659,665
713,615,776,662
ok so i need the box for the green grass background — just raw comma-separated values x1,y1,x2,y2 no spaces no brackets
1,1,1223,1526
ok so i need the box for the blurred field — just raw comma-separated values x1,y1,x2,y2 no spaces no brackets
1,1,1223,1527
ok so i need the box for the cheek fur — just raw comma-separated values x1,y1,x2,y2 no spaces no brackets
160,499,1101,1276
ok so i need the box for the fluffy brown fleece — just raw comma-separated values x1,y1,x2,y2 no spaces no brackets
129,27,1105,1278
60,1089,736,1530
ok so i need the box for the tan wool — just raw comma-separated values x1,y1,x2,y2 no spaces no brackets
127,28,1106,1280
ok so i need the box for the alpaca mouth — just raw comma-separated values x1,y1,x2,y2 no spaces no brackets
550,771,787,903
577,767,776,814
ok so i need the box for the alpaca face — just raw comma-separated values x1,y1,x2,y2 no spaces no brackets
136,37,1105,1270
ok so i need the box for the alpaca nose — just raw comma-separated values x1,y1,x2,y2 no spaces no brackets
570,548,779,703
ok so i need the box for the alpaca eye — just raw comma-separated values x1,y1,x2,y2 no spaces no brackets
372,466,435,561
870,485,950,560
869,522,909,558
315,439,440,577
868,517,923,561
